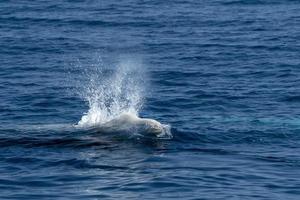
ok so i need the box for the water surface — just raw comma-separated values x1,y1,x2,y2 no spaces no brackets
1,0,300,199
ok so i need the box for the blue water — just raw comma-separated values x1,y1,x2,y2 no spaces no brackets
1,0,300,199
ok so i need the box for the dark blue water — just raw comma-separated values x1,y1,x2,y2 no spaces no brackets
1,0,300,199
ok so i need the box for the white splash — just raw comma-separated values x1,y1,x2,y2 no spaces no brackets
76,58,143,126
75,57,172,138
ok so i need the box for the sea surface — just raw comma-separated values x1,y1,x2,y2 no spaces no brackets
1,0,300,199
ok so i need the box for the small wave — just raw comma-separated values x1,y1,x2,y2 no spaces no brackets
220,0,281,6
283,95,300,103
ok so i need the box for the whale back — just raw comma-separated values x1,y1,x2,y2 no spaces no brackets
97,113,164,136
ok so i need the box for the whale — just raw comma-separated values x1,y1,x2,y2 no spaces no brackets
95,113,169,137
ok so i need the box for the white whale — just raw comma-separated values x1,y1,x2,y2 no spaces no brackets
97,113,170,137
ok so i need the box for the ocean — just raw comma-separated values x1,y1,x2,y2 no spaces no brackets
0,0,300,199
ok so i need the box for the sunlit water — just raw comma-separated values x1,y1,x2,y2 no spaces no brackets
1,1,300,199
